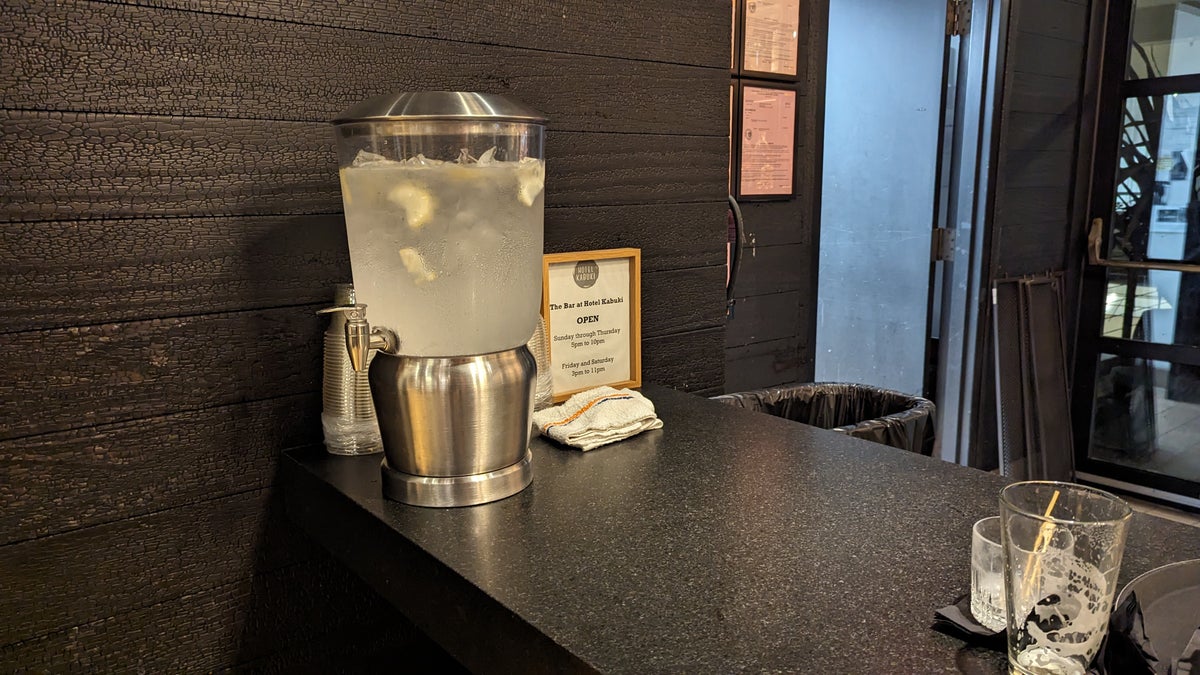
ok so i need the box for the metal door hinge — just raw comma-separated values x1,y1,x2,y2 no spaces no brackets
931,228,956,262
947,0,971,37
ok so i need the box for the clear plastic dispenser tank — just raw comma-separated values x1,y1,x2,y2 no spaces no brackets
332,92,545,357
331,92,546,508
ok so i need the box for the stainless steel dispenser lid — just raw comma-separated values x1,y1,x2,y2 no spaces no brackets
332,91,547,125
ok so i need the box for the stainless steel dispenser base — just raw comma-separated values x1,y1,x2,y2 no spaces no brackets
370,346,536,508
381,450,533,508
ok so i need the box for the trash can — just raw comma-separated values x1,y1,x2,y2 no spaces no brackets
712,383,936,455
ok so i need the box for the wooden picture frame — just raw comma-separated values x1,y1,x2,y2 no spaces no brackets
734,81,798,200
738,0,803,81
541,248,642,402
729,80,740,197
731,0,741,72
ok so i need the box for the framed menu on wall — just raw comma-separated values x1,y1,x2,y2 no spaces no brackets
736,82,797,199
740,0,801,79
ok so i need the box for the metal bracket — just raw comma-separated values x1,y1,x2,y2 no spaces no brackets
1087,217,1200,273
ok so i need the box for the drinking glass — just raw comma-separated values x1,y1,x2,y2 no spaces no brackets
999,481,1132,675
971,516,1006,631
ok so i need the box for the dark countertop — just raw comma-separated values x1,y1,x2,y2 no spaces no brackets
282,384,1200,674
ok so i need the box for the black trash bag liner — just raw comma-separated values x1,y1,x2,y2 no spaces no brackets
712,383,936,455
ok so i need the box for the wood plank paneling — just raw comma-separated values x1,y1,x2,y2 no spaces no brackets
0,396,320,543
0,113,337,220
722,0,824,393
0,0,732,665
0,307,323,441
1001,150,1076,189
733,244,806,297
0,556,454,672
997,247,1068,278
0,488,316,644
726,292,803,347
545,201,727,272
994,185,1073,228
974,0,1089,469
133,0,728,67
643,327,724,393
1,271,717,441
1005,111,1078,151
738,200,814,246
1005,72,1080,114
725,337,804,392
1011,32,1086,79
547,131,727,208
0,112,726,221
3,202,727,334
642,266,727,338
2,0,726,136
995,221,1074,275
0,214,350,333
1016,0,1088,43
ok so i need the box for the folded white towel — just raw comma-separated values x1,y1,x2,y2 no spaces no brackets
532,386,663,451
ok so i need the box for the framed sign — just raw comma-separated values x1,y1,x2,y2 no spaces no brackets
740,0,802,79
736,82,797,199
541,248,642,401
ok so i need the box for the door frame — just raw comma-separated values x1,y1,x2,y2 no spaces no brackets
935,0,1010,465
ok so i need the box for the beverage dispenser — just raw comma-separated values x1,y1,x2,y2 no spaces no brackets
331,92,546,507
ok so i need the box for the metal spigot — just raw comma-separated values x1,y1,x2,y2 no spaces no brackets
316,303,393,372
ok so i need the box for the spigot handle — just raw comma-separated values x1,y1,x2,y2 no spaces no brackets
316,303,364,317
325,303,392,372
345,309,372,372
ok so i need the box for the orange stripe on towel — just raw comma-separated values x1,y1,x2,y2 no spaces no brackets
543,393,636,431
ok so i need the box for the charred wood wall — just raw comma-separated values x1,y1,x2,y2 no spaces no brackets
724,0,828,392
0,0,730,668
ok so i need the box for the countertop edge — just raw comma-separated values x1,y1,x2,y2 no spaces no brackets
281,453,600,675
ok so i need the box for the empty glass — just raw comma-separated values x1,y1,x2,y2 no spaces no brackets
1000,481,1133,675
971,516,1006,632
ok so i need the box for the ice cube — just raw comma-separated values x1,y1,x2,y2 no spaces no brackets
477,146,497,165
516,157,545,206
387,183,435,229
351,150,392,167
397,247,437,284
402,153,442,167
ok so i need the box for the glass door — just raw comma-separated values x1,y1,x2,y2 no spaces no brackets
1075,0,1200,507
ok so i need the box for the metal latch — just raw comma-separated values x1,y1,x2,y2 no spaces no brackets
931,228,956,262
947,0,971,37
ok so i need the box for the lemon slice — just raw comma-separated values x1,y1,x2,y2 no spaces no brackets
398,247,437,284
388,183,435,229
516,158,545,207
